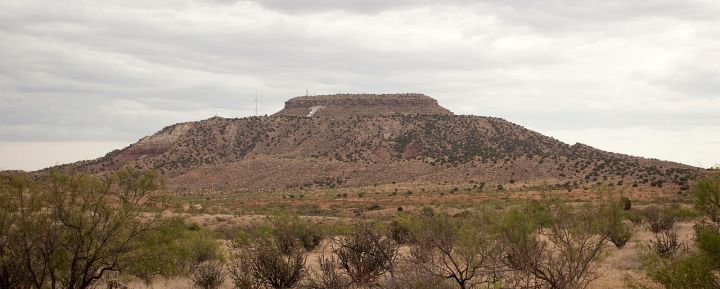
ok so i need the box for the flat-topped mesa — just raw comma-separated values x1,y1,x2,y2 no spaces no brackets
273,93,454,117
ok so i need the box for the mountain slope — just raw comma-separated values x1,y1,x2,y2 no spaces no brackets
63,94,699,195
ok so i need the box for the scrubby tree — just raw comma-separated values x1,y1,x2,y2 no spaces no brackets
406,213,505,289
229,214,320,289
694,173,720,225
270,215,324,254
598,197,635,248
499,200,608,289
306,222,398,289
0,169,170,289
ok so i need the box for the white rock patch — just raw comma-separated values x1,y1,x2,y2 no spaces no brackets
307,105,326,117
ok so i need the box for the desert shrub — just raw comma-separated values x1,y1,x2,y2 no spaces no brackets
0,169,175,289
139,218,224,276
406,212,505,289
663,205,701,221
191,261,226,289
270,215,324,254
500,199,608,289
626,210,644,225
233,240,306,289
599,197,635,248
248,241,307,289
303,255,348,289
694,174,720,224
639,252,720,289
336,222,398,286
605,222,634,249
388,214,420,244
634,175,720,289
367,204,382,211
650,230,682,258
695,224,720,261
420,206,436,217
229,214,322,289
621,197,632,210
521,199,554,227
641,206,675,233
306,221,398,288
228,250,263,289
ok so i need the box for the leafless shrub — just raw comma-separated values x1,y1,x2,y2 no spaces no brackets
191,261,226,289
228,250,263,289
248,241,307,289
303,255,349,289
641,206,675,233
305,222,398,289
649,230,682,258
335,222,398,287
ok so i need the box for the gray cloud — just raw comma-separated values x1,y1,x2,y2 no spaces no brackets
0,0,719,169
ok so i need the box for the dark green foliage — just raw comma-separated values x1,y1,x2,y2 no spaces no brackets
270,215,324,254
0,169,195,289
139,218,224,276
599,198,635,248
388,214,420,244
693,174,720,224
642,253,719,289
621,197,632,210
695,225,720,262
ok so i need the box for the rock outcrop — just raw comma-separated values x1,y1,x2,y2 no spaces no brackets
274,93,453,117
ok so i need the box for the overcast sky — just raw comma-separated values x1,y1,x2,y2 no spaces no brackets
1,0,719,171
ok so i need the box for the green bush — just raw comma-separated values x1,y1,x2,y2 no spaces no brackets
641,253,719,289
599,197,635,248
145,218,224,275
695,225,720,263
367,204,382,211
621,197,632,210
270,214,324,254
693,174,720,224
388,214,420,244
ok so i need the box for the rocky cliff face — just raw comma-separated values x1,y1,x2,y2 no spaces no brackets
274,93,453,117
